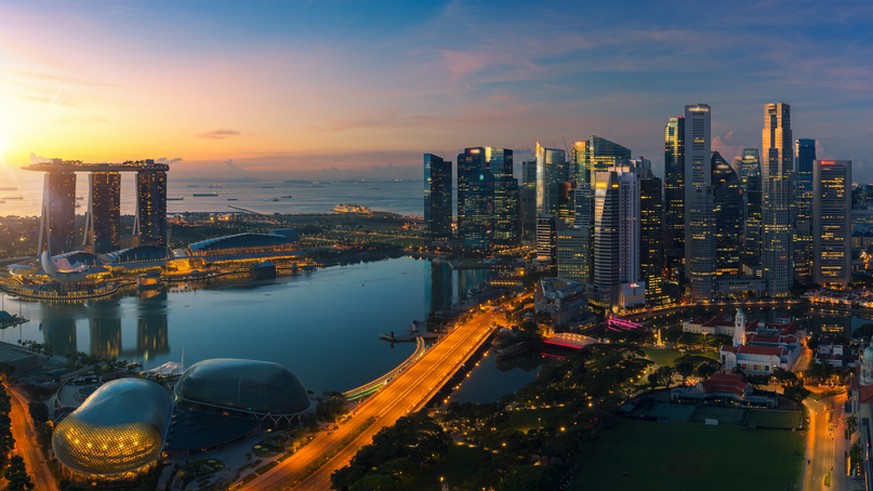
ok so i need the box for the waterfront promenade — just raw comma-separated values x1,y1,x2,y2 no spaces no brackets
239,295,523,490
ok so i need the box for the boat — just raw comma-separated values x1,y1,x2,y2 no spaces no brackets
280,195,293,199
1,196,23,200
186,184,200,188
193,192,219,197
75,196,85,200
227,198,238,201
208,183,222,189
167,196,185,201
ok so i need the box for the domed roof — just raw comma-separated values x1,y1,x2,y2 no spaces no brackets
52,378,173,478
175,358,310,415
864,345,873,363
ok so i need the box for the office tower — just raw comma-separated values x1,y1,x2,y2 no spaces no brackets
489,147,519,246
84,171,121,253
761,102,793,295
739,148,760,192
457,148,494,249
744,172,763,269
134,167,168,246
557,181,576,225
38,170,77,255
573,183,594,283
593,165,643,309
683,104,715,301
536,214,558,265
664,116,685,270
520,161,538,242
535,143,568,215
712,152,743,277
793,138,816,283
575,135,632,187
639,161,667,305
813,160,851,287
423,154,453,243
556,227,588,282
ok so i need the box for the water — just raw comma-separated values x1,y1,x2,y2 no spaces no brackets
0,257,490,394
0,167,424,217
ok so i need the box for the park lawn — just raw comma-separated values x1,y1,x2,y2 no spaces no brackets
642,347,718,367
497,407,573,433
571,419,804,491
397,445,489,491
746,409,803,430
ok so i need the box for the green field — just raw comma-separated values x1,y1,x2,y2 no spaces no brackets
642,347,718,367
571,419,804,491
746,410,803,430
691,405,747,425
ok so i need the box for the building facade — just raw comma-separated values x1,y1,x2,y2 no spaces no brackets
684,104,715,301
520,161,538,242
39,171,77,255
761,102,794,295
135,169,168,246
490,147,519,246
457,148,494,250
813,160,852,287
712,151,743,278
423,154,453,243
664,116,685,273
535,143,568,216
793,138,816,283
85,171,121,254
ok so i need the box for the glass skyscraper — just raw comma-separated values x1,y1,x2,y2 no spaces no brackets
423,154,453,243
489,147,519,246
793,138,816,282
664,116,685,272
457,148,494,250
535,143,568,215
712,151,743,278
135,168,168,246
813,160,851,287
684,104,715,301
86,171,121,253
39,171,77,255
761,102,793,295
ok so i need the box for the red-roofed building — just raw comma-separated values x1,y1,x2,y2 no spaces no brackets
671,373,776,407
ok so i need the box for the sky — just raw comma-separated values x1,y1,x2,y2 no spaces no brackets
1,0,872,181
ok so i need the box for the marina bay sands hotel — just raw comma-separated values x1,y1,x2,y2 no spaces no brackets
24,159,169,255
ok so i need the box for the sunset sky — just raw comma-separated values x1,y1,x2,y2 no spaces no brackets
1,0,872,180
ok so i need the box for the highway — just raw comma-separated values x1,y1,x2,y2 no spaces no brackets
6,384,58,491
803,395,847,491
240,298,516,490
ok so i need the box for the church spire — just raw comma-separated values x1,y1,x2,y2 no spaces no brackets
733,308,746,347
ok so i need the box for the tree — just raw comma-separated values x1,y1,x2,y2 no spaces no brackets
674,361,695,385
4,455,34,491
349,474,397,491
651,366,675,388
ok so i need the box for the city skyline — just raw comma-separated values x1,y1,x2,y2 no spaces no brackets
1,1,872,181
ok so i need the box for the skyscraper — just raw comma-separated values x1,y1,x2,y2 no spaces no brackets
556,227,588,283
813,160,851,287
793,138,816,283
536,214,558,265
761,102,793,295
664,116,685,271
712,151,743,278
424,154,453,243
535,143,567,215
520,161,538,242
593,164,643,309
639,160,667,306
457,148,494,250
739,148,760,192
684,104,715,301
134,167,168,246
489,147,519,246
575,135,632,187
38,170,77,255
85,171,121,253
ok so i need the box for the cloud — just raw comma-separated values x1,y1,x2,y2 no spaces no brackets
712,132,743,162
196,129,241,140
225,159,241,171
156,157,182,164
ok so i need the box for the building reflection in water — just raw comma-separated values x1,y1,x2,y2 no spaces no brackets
136,290,169,362
39,305,79,356
89,299,122,358
424,260,491,318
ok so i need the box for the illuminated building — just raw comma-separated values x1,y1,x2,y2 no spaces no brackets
520,161,538,242
684,104,715,301
489,147,520,246
38,170,77,255
457,147,494,250
535,142,567,215
536,214,558,265
813,160,851,287
593,164,643,309
739,148,761,190
664,116,685,271
740,149,763,268
573,135,631,187
174,358,311,425
761,102,793,295
85,171,121,253
712,151,742,277
556,227,588,283
639,161,667,305
52,378,173,481
423,154,453,243
134,167,168,246
793,138,816,282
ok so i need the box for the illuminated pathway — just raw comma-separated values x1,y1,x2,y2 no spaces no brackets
6,384,58,491
239,297,524,490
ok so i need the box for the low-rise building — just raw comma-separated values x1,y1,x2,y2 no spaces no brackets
534,278,587,327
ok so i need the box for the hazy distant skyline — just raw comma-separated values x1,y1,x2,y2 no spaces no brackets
1,1,872,181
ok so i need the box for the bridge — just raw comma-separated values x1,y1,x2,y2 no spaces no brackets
543,332,600,350
342,337,426,401
238,293,522,490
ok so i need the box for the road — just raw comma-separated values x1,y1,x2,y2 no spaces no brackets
6,384,59,491
240,298,518,490
803,395,847,491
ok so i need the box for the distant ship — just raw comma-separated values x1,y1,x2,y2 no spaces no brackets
193,192,219,197
208,183,222,189
186,184,200,188
0,186,17,191
333,203,371,214
227,198,238,201
280,195,293,199
1,196,23,200
167,196,185,201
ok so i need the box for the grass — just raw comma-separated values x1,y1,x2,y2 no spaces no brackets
691,405,747,425
647,402,697,422
497,407,571,433
397,445,489,491
571,419,804,491
642,347,719,367
746,409,803,429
